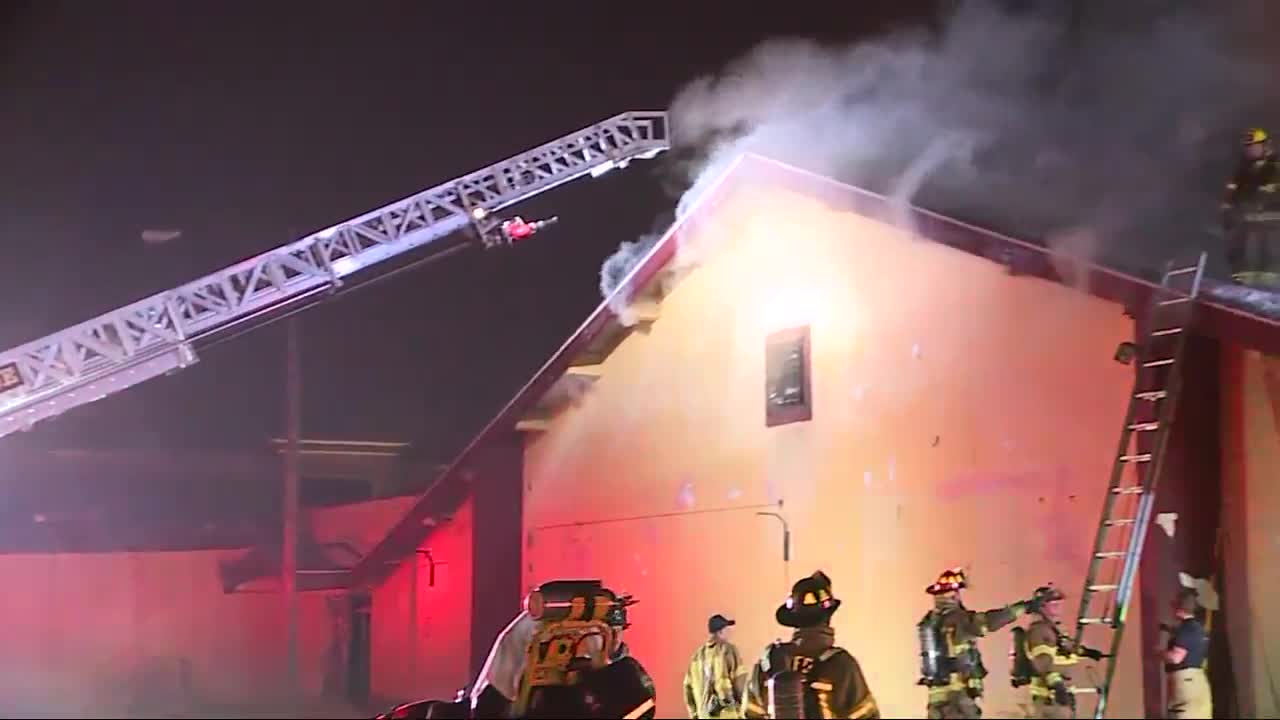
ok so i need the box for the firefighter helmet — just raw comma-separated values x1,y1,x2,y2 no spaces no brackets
925,567,968,595
775,571,842,628
1034,584,1066,603
1244,127,1269,145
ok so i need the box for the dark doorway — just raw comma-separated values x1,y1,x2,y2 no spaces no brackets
347,592,372,707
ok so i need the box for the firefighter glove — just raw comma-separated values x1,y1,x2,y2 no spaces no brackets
1081,647,1107,661
1052,682,1073,707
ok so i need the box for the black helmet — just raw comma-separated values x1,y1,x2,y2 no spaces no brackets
775,571,842,628
1034,584,1066,603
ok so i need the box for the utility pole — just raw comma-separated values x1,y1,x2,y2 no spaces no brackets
283,315,302,696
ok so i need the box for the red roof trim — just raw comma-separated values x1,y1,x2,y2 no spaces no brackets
350,152,1280,586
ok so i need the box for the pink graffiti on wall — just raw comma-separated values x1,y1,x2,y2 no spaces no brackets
937,465,1082,565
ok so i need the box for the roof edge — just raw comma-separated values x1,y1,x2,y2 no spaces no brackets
346,154,749,586
351,149,1280,586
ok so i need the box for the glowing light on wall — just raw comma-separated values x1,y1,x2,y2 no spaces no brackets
759,284,825,334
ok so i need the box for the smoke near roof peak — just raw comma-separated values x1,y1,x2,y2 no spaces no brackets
601,1,1277,310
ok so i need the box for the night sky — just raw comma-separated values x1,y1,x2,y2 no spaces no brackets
0,1,941,462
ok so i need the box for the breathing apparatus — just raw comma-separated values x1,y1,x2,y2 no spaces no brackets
516,579,636,714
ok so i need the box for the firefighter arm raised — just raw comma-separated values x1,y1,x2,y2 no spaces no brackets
973,602,1028,635
948,603,1024,641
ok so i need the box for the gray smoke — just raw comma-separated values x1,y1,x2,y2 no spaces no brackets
598,210,675,323
600,0,1278,308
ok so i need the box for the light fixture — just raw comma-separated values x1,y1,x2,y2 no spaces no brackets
1113,341,1137,365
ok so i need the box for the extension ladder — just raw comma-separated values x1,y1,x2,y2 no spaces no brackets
1071,252,1207,719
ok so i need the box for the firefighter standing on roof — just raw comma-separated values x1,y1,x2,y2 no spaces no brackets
917,567,1041,719
1022,585,1107,720
1222,127,1280,286
684,614,748,718
742,571,880,719
1162,587,1212,719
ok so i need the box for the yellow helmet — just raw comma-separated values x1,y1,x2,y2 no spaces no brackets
1244,127,1269,145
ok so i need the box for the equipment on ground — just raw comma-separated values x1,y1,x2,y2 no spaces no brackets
1071,252,1208,718
0,112,668,439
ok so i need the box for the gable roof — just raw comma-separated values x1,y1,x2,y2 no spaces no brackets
347,152,1280,587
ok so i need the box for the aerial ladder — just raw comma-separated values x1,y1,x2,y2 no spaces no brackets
0,111,669,438
1071,252,1207,718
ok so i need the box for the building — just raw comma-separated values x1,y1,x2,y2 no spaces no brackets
0,438,440,717
353,152,1280,718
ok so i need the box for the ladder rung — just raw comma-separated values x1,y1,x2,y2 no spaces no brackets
1104,519,1136,526
1134,390,1168,401
1112,486,1145,495
1087,584,1119,592
1118,453,1152,463
1166,266,1200,277
1079,617,1113,626
1157,296,1191,306
1143,358,1175,368
1149,327,1184,337
1127,421,1160,431
1094,551,1126,558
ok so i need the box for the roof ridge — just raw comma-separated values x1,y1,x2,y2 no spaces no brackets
349,149,1280,587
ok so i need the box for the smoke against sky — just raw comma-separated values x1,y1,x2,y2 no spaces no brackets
601,1,1277,307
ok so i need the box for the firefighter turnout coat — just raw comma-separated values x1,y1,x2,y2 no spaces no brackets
1023,616,1083,720
742,628,880,719
684,636,748,718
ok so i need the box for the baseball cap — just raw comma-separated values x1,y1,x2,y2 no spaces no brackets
708,614,735,633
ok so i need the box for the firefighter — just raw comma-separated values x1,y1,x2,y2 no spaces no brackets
1021,585,1107,720
1162,587,1212,719
1222,127,1280,286
684,614,748,718
917,567,1041,719
742,571,880,719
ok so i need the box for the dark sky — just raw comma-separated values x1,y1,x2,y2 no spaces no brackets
0,1,939,461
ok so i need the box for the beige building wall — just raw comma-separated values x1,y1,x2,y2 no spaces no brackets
522,183,1145,718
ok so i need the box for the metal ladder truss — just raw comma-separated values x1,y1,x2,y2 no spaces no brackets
0,111,669,438
1071,251,1207,719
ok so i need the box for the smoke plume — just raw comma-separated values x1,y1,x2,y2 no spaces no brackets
601,1,1277,309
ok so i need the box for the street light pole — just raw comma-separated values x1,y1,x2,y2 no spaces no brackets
756,501,791,588
283,315,302,695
